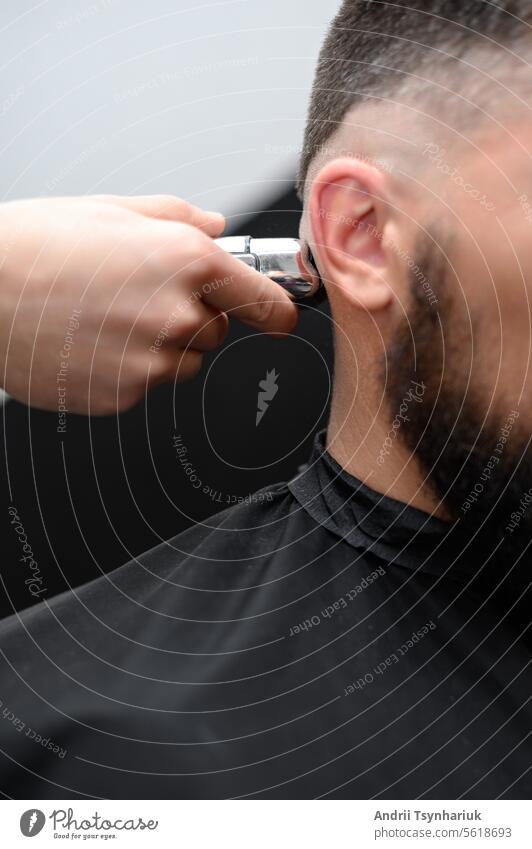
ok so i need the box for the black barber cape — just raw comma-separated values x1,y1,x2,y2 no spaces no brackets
1,432,531,799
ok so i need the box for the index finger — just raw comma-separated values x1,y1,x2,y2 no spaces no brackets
187,234,299,334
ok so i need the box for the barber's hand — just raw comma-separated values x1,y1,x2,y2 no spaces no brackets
0,195,297,414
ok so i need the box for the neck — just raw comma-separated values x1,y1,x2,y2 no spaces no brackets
326,363,449,520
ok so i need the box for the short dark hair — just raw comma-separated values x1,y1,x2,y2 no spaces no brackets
298,0,532,197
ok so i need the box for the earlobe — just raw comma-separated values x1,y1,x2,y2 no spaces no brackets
308,158,394,312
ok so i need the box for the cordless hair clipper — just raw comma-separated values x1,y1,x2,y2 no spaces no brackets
215,236,324,301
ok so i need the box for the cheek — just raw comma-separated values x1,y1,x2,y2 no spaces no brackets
481,216,532,356
451,204,532,335
452,222,532,419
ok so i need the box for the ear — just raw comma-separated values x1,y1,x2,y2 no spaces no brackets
306,157,394,312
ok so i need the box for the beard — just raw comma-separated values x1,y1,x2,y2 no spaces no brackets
384,235,532,570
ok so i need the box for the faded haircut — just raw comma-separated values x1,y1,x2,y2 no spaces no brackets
297,0,532,197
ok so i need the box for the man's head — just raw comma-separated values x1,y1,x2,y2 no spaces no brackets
299,1,532,539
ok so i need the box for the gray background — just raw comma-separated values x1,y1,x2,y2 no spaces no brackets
1,0,338,215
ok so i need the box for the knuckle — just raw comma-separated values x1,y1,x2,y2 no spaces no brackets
158,225,209,272
177,350,203,381
198,332,219,352
175,311,200,342
150,357,172,386
212,313,229,347
95,393,120,416
134,304,164,338
208,320,228,350
189,352,203,376
218,315,229,344
154,194,187,218
118,391,142,413
253,290,275,326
